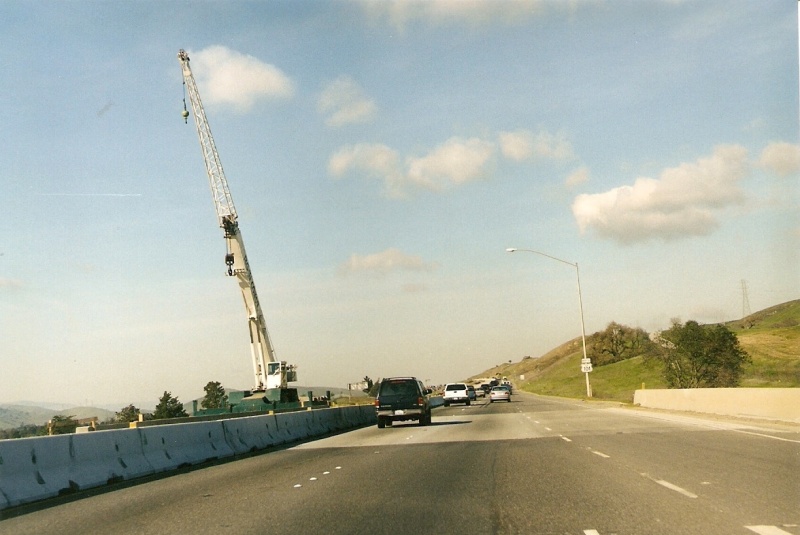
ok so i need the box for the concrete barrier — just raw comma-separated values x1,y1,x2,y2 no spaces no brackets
0,434,73,507
633,388,800,423
67,429,151,490
140,421,235,473
0,406,373,511
222,414,279,454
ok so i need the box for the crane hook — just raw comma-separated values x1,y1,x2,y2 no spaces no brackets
182,80,189,124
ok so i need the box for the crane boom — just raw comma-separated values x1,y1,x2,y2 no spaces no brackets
178,49,297,394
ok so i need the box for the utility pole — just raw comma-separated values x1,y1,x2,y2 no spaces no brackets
741,279,751,319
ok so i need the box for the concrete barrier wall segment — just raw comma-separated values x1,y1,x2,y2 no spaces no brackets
0,434,72,508
0,405,372,511
67,429,153,490
633,387,800,423
139,421,234,473
222,414,279,454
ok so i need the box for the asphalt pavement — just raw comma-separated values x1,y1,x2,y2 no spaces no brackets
2,392,798,535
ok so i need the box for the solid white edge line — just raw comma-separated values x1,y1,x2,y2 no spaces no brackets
745,526,795,535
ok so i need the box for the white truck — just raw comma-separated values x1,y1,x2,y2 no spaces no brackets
443,383,471,406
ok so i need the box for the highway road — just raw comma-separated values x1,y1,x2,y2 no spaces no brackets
2,392,798,534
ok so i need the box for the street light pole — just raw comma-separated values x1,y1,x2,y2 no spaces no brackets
506,247,592,398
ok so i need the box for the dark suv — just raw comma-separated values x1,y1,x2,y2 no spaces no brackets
375,377,432,428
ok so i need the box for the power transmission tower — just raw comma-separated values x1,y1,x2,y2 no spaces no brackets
741,279,751,319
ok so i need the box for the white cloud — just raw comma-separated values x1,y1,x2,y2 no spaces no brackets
0,278,22,290
759,141,800,177
499,129,574,161
406,137,495,191
498,130,533,161
361,0,551,30
189,46,294,112
328,143,406,196
318,76,377,127
330,129,570,197
565,166,589,188
572,145,749,244
329,137,495,197
339,248,436,276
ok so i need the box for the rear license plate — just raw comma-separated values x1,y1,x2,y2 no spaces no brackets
394,410,405,415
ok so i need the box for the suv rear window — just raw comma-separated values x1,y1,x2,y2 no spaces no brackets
445,384,466,391
380,380,420,397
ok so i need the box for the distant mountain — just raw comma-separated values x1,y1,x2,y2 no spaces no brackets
0,404,116,430
7,400,74,411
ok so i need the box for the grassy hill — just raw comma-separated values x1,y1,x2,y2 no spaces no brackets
471,299,800,403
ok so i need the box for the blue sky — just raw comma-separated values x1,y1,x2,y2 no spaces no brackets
1,0,797,407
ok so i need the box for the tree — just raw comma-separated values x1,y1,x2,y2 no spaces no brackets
652,320,751,388
201,381,229,410
115,404,142,423
591,322,654,366
48,415,78,435
361,376,374,394
152,391,189,419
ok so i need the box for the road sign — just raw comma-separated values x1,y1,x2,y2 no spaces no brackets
581,358,593,373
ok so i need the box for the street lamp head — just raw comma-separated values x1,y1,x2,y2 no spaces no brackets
505,248,517,253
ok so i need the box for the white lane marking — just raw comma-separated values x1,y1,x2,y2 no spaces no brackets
591,450,610,458
746,527,796,535
736,431,800,444
640,473,698,498
584,530,601,535
295,467,342,488
655,479,697,498
561,436,572,442
545,427,552,431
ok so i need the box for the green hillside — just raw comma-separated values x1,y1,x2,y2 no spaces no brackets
472,299,800,403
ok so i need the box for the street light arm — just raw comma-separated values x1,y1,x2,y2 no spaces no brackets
506,247,577,268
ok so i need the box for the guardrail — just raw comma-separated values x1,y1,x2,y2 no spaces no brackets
0,405,376,512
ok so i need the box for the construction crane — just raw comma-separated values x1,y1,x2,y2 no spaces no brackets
178,49,298,403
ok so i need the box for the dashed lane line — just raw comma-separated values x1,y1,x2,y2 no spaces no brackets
640,473,698,498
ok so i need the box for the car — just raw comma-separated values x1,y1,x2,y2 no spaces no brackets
467,385,478,401
443,382,471,406
473,385,485,398
489,386,511,403
374,377,432,428
501,381,513,394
